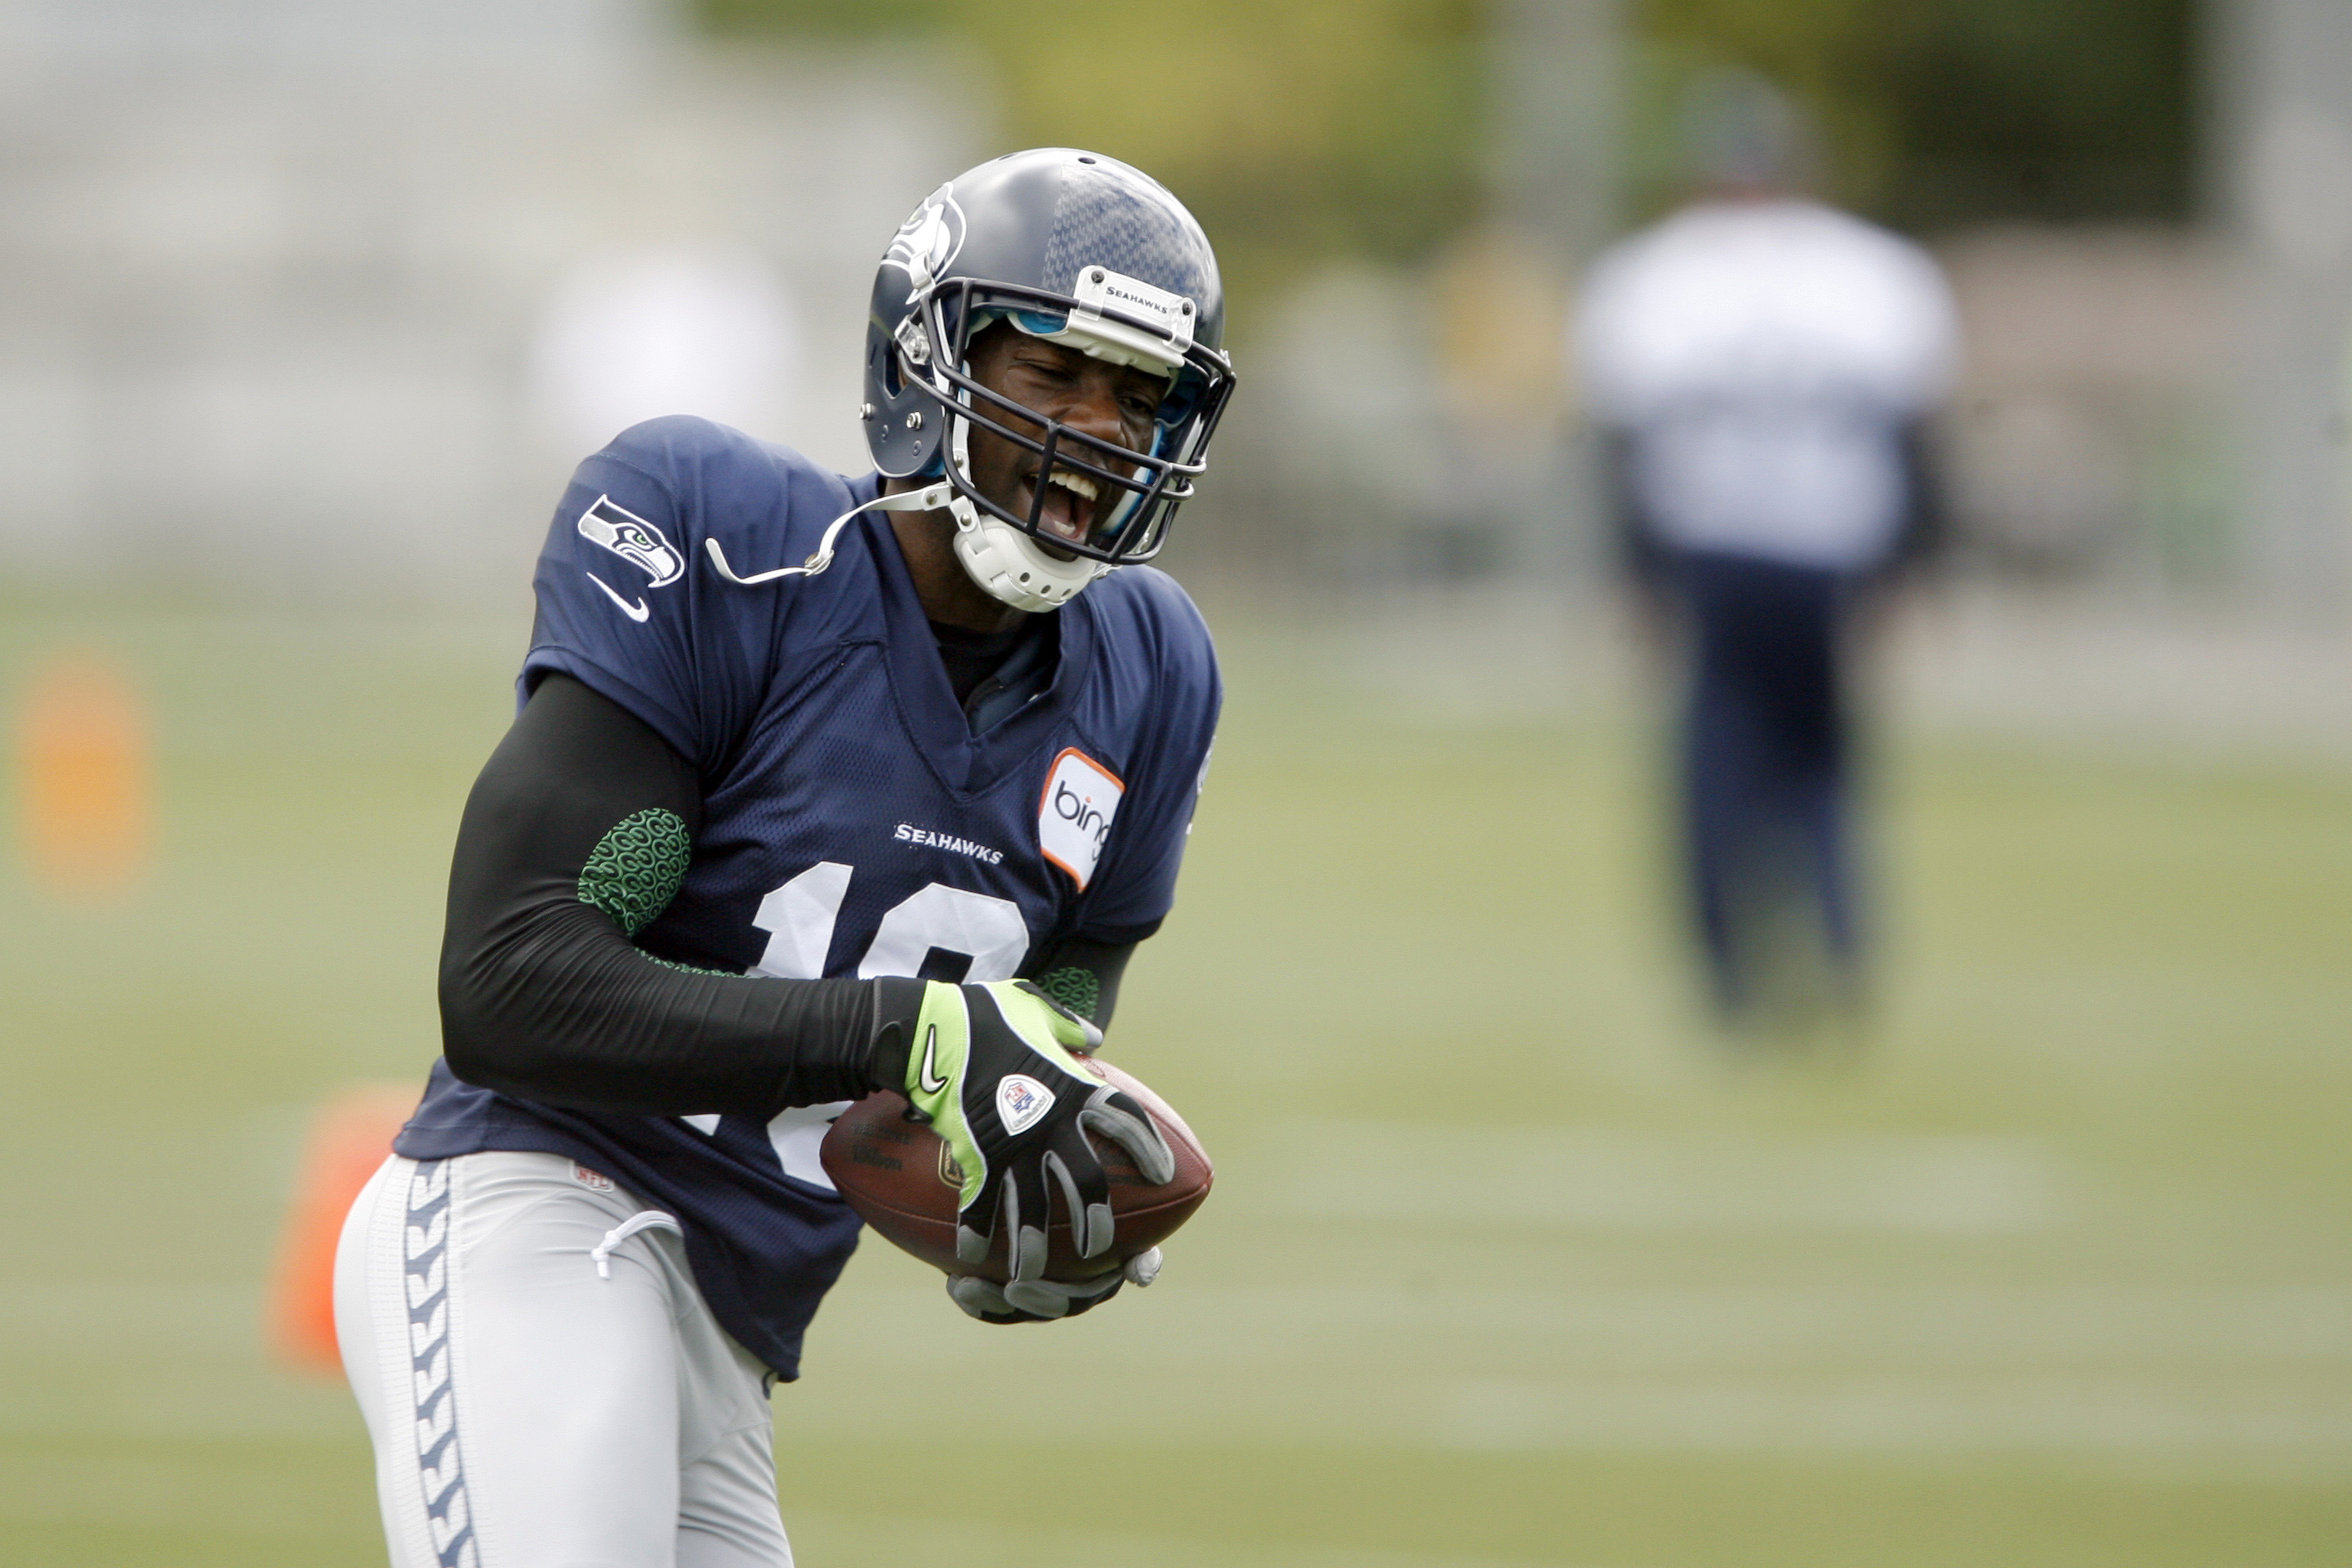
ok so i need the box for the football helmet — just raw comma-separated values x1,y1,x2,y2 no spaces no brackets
862,149,1237,612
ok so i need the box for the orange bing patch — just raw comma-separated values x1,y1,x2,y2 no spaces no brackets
1036,746,1125,890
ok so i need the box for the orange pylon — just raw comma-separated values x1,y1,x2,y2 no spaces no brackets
266,1084,420,1374
15,650,152,900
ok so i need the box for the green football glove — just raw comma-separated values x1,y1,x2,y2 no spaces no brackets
893,978,1174,1281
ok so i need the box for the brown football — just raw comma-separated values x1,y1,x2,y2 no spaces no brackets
819,1056,1212,1283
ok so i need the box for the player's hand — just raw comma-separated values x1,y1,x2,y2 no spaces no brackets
898,979,1174,1280
945,1248,1164,1324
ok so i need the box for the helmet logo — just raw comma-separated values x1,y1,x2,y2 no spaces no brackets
882,185,966,296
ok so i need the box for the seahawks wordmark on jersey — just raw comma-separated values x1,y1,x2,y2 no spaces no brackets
399,416,1220,1378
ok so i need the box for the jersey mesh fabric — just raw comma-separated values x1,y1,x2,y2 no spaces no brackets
398,416,1219,1376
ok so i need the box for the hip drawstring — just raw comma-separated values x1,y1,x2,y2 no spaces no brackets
590,1210,683,1279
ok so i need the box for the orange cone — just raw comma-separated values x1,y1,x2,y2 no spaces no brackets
267,1084,420,1374
15,650,152,901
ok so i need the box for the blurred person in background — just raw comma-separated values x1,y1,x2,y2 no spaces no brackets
332,149,1234,1568
1575,71,1957,1036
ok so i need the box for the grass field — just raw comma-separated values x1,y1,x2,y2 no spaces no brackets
2,599,2348,1566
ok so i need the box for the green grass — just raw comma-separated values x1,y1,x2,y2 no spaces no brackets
2,604,2347,1566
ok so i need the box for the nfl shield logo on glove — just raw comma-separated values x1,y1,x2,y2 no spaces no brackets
996,1074,1055,1134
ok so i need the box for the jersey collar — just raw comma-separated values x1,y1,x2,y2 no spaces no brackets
855,479,1097,798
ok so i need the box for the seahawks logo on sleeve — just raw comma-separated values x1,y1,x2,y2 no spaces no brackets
577,495,685,621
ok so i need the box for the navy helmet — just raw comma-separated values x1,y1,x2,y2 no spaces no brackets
862,149,1237,611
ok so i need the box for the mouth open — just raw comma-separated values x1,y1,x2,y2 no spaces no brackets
1023,466,1100,548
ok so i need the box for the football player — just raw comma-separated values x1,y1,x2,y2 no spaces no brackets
1575,74,1953,1030
333,149,1235,1568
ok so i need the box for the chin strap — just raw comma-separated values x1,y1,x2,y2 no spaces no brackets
704,481,955,586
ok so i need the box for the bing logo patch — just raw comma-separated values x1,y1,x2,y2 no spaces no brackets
1037,748,1124,891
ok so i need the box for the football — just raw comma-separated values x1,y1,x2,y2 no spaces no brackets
820,1055,1211,1283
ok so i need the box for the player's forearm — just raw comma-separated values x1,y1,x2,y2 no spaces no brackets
1887,416,1944,576
1597,426,1668,593
439,899,891,1116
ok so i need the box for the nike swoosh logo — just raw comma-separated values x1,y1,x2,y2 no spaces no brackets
917,1024,949,1096
586,572,650,622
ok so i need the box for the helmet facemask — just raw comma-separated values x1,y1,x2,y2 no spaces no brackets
898,274,1235,610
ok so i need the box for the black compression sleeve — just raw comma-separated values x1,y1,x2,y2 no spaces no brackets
1025,934,1136,1027
1597,426,1668,595
1885,416,1945,578
438,674,922,1118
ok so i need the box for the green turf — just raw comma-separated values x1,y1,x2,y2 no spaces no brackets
2,604,2347,1566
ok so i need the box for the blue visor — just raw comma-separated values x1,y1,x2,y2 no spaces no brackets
1009,308,1068,336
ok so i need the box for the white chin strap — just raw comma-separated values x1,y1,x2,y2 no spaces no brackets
702,482,954,586
942,416,1111,614
703,404,1119,616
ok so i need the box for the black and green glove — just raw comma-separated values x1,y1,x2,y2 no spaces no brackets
880,978,1174,1281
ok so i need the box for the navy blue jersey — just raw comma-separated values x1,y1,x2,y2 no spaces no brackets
397,416,1220,1377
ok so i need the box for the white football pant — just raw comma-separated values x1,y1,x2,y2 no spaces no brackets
336,1151,792,1568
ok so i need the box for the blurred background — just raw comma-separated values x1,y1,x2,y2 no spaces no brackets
2,0,2348,1563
